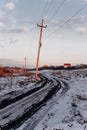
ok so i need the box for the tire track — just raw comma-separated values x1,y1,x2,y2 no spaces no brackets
0,75,48,109
0,75,61,130
22,74,70,130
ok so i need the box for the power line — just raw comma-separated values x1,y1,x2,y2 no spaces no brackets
38,1,49,21
49,0,67,20
39,0,67,40
38,0,66,23
45,3,87,40
38,0,54,22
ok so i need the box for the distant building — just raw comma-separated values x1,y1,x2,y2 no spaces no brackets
80,64,87,68
64,63,71,68
0,66,4,76
43,65,48,69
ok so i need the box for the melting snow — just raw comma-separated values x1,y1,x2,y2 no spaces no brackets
34,69,87,130
1,69,87,130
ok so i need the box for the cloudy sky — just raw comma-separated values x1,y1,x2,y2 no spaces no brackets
0,0,87,67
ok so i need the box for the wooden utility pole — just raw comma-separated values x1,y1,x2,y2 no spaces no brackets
35,19,47,80
24,56,27,73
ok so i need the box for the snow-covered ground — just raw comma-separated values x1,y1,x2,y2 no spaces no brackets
0,75,34,96
0,69,87,130
34,69,87,130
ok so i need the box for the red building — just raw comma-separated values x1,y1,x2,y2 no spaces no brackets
64,63,71,68
0,65,4,76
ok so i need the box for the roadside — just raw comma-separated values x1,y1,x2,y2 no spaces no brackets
34,69,87,130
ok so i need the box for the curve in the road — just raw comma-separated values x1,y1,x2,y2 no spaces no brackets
0,74,70,130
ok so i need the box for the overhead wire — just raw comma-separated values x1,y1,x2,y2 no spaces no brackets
27,0,54,50
38,1,49,22
44,3,87,41
45,0,66,36
37,0,54,23
42,0,67,40
49,0,67,21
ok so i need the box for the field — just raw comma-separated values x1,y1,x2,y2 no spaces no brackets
0,69,87,130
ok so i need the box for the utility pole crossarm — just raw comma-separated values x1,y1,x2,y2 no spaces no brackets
35,19,47,80
37,24,47,28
